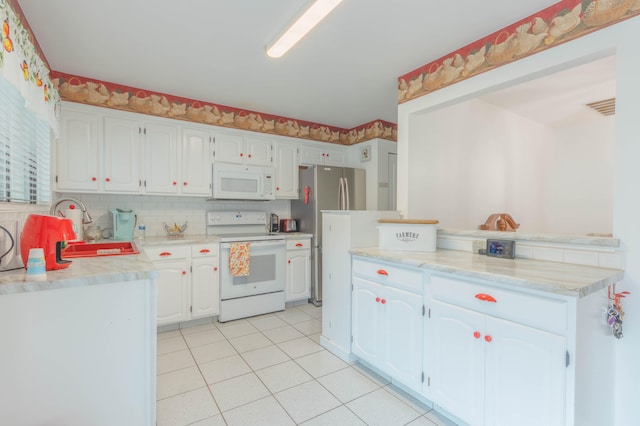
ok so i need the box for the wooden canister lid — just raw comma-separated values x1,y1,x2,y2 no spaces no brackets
378,219,439,224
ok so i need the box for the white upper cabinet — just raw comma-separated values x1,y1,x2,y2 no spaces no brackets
181,127,213,196
273,142,299,199
103,116,142,193
298,143,346,166
213,133,273,166
56,107,100,192
143,122,179,195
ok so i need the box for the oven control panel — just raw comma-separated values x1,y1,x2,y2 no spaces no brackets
207,211,267,226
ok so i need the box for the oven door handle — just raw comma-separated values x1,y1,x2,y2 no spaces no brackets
221,240,285,249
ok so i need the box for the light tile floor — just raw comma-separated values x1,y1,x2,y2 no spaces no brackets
156,303,459,426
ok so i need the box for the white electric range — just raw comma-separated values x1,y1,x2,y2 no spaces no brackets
207,211,285,322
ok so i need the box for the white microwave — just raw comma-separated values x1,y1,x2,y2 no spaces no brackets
211,163,276,200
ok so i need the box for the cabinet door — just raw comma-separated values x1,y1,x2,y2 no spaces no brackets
144,122,179,194
181,127,212,196
156,260,190,325
103,116,141,193
351,277,383,366
298,145,346,166
286,250,310,302
191,257,220,318
484,316,567,426
426,300,485,426
274,142,299,199
213,133,243,164
245,136,273,166
384,286,423,393
57,108,100,191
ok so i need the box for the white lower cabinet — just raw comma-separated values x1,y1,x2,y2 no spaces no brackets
425,274,568,426
427,300,566,426
146,243,219,326
285,238,311,302
351,258,424,393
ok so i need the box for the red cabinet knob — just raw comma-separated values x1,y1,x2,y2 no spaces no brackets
473,331,481,339
182,271,187,275
240,153,244,157
295,243,303,247
288,260,291,264
248,154,252,158
375,297,381,303
326,153,330,157
485,335,492,343
91,177,97,181
213,267,218,271
183,182,188,186
376,269,388,276
276,187,280,191
475,293,497,303
105,177,110,182
199,249,210,253
159,252,172,257
381,299,386,304
172,181,177,186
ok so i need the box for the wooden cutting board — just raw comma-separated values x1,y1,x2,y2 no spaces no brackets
378,219,439,224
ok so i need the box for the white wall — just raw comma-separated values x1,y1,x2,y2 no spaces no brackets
407,98,553,231
544,117,614,235
398,17,640,425
347,138,398,211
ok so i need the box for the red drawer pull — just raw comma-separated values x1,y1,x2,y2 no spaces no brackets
295,243,303,247
381,299,386,304
199,249,210,254
182,271,187,275
473,331,481,339
484,335,492,343
475,293,497,303
213,267,218,271
376,269,388,276
159,252,172,257
375,297,381,303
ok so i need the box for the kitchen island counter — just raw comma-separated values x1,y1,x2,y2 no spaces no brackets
350,247,623,298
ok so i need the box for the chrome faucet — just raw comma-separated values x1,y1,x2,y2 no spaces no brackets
50,197,93,224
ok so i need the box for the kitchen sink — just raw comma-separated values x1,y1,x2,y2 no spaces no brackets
61,241,140,258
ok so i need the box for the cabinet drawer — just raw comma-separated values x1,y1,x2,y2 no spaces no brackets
352,257,423,294
191,243,219,258
286,239,311,250
430,275,568,335
145,245,189,261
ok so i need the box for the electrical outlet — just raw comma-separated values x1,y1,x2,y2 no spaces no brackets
472,239,485,253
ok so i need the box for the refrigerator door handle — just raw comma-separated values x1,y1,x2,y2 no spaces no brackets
338,177,345,210
344,177,350,210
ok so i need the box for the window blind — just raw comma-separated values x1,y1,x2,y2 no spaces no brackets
0,76,51,204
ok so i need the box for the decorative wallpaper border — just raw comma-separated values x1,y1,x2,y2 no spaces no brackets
51,71,397,145
399,0,640,104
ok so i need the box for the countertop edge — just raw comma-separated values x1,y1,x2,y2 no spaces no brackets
350,248,624,298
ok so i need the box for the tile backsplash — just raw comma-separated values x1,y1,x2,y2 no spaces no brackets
50,194,292,238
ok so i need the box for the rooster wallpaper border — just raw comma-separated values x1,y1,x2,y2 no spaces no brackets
51,71,397,146
399,0,640,104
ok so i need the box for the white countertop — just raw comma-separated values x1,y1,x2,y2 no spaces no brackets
0,250,158,295
141,232,311,247
350,247,624,298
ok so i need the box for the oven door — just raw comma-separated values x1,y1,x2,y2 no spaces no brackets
220,240,285,300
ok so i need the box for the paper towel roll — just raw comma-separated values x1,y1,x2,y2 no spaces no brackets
65,208,83,241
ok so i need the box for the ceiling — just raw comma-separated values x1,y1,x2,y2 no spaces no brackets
479,55,616,128
16,0,563,130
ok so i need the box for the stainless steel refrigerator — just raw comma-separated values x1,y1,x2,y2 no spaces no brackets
291,165,366,306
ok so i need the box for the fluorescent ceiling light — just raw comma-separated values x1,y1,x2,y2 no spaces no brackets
266,0,344,58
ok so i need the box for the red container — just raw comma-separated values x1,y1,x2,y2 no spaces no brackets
20,214,76,271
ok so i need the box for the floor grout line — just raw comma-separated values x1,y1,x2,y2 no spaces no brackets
157,303,443,426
